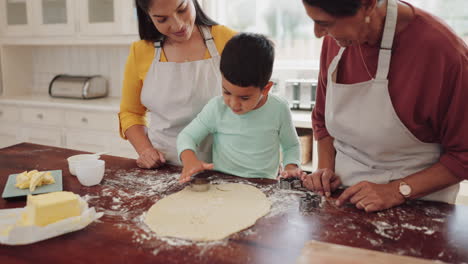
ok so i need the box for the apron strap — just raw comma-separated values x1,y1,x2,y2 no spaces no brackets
375,0,398,80
152,26,219,61
199,26,219,57
328,47,346,82
153,41,162,62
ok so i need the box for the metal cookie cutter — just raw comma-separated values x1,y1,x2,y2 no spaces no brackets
278,177,293,190
299,193,321,212
291,178,302,189
278,177,302,190
190,177,210,192
189,171,213,192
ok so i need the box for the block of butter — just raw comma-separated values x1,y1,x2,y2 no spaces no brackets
21,191,81,227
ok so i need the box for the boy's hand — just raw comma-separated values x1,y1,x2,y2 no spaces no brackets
179,161,214,183
279,164,306,179
179,149,214,183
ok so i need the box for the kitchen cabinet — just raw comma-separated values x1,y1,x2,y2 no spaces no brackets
0,0,75,36
121,0,138,35
0,0,34,36
33,0,75,36
0,0,138,38
79,0,121,36
0,99,137,159
21,107,64,126
80,0,138,36
65,130,110,153
19,125,63,147
64,110,118,132
0,104,19,121
0,104,21,148
0,123,20,148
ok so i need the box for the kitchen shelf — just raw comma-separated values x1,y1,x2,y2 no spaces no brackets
0,36,139,46
0,95,120,112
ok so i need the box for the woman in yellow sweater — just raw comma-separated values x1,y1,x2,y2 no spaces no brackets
120,0,236,168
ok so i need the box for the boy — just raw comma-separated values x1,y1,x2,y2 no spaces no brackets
177,33,303,182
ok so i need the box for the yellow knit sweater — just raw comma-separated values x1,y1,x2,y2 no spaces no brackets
119,25,237,139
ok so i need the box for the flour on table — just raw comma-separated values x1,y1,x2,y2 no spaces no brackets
82,169,284,253
82,168,446,258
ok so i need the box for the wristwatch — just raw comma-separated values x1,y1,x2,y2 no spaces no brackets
399,181,412,198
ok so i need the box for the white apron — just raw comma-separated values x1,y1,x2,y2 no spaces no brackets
141,26,221,165
324,0,459,203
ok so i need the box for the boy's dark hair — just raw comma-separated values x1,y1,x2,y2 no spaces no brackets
220,33,275,89
135,0,218,42
302,0,384,17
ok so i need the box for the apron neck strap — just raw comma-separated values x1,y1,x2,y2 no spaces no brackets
153,41,163,62
327,0,398,82
152,25,219,62
375,0,398,80
199,25,219,57
327,47,346,81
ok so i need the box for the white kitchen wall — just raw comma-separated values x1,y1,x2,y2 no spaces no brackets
0,50,2,95
31,45,130,97
27,45,318,99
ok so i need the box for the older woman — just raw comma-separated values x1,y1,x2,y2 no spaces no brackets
301,0,468,211
119,0,235,168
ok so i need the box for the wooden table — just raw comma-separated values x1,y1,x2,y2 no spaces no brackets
1,143,467,264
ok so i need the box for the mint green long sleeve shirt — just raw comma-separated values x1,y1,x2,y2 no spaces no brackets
177,94,301,179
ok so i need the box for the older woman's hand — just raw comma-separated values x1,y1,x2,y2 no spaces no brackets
136,147,166,169
301,168,342,197
335,181,406,212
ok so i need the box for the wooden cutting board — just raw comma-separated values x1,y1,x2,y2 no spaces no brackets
296,240,443,264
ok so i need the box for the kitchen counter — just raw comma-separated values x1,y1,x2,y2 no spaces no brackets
0,95,313,128
2,143,466,264
0,95,121,112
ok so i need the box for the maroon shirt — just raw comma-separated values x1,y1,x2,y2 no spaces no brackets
312,4,468,179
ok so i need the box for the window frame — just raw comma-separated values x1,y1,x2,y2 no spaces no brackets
201,0,321,70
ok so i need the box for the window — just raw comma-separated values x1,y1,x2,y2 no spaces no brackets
406,0,468,43
204,0,468,68
204,0,321,68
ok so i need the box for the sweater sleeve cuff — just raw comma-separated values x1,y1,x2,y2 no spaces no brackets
283,161,301,170
440,153,467,180
118,112,147,140
312,127,330,141
282,156,301,169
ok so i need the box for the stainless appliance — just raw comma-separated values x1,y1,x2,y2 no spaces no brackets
270,78,280,96
284,79,317,110
49,74,108,99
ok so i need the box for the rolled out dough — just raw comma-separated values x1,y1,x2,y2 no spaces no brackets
144,183,271,241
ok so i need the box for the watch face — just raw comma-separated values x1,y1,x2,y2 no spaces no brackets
400,184,411,196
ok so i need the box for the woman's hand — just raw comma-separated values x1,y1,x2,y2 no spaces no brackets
335,181,405,212
279,164,307,179
301,168,341,197
136,147,166,169
179,159,214,183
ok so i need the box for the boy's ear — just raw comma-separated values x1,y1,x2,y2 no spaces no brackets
262,81,274,95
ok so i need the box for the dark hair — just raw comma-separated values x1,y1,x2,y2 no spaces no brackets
220,33,275,89
302,0,383,17
135,0,218,42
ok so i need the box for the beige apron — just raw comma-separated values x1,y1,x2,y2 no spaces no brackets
324,0,459,203
141,26,221,165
